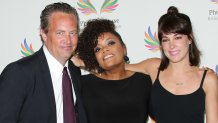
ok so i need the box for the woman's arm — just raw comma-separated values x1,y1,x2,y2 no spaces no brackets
125,58,161,81
204,71,218,123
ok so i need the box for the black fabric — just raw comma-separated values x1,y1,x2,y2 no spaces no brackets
0,47,87,123
149,70,207,123
81,72,152,123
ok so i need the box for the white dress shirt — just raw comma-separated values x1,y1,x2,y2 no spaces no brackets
43,46,76,123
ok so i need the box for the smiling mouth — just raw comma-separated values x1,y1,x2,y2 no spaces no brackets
169,50,179,56
62,45,72,49
103,54,114,60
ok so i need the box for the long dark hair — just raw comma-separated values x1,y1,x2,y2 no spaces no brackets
158,6,201,70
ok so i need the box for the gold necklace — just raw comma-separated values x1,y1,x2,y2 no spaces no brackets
176,82,184,86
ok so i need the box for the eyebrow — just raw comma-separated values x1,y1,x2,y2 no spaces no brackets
162,33,182,37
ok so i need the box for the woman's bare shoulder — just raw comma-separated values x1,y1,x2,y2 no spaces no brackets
203,69,218,92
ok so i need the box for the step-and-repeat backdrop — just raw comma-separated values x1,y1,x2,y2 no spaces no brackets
0,0,218,75
0,0,217,122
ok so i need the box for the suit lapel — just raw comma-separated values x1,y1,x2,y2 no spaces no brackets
68,61,81,98
33,49,86,123
36,47,57,118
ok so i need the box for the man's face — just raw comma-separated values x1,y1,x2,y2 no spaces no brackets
41,12,78,65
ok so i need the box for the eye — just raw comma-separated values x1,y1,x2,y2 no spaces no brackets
175,36,182,40
70,31,78,36
161,38,168,42
107,40,116,46
94,47,101,53
57,31,64,35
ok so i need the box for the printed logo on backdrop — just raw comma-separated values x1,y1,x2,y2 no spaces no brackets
77,0,119,15
208,9,218,20
210,0,218,4
208,0,218,21
144,26,160,52
76,0,120,29
21,38,34,57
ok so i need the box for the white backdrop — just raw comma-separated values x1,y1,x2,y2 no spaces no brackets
0,0,218,74
0,0,217,122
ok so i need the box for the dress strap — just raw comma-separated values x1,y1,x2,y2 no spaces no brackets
156,69,161,79
200,70,208,88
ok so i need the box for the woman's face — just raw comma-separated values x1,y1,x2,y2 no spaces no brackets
161,33,191,63
94,32,126,71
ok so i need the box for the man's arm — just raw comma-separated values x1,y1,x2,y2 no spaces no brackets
0,63,27,123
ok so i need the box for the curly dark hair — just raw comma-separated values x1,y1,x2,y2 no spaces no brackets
77,19,125,72
158,6,201,70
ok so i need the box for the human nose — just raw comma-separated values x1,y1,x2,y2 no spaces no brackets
102,45,109,53
65,33,72,44
169,40,175,49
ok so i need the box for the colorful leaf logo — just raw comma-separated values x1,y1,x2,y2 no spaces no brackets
144,26,160,52
77,0,97,15
100,0,119,13
77,0,119,15
21,38,34,57
211,0,218,4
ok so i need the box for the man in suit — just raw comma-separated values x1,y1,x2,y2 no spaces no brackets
0,2,87,123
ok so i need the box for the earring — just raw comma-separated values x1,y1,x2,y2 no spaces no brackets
124,55,130,64
97,67,104,73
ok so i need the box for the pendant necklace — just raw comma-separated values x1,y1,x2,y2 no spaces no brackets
176,82,184,86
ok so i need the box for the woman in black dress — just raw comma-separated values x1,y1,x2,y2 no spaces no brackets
76,19,152,123
126,6,218,123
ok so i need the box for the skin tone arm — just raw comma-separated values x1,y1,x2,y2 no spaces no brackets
125,58,161,82
204,71,218,123
71,56,161,82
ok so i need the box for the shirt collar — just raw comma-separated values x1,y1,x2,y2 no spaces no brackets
43,45,69,78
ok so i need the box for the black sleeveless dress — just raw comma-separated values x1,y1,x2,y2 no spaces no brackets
81,72,152,123
149,70,208,123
